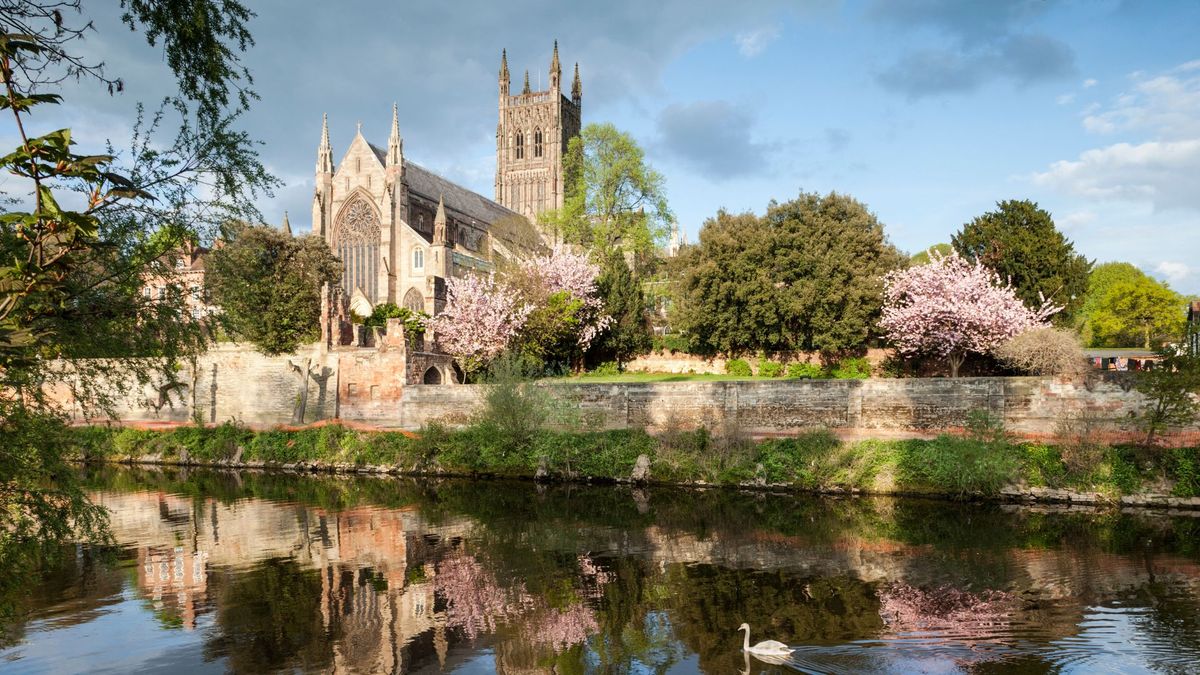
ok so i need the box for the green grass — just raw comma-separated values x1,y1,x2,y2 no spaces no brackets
554,372,785,383
68,423,1200,501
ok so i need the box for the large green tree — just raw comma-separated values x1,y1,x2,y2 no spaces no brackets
676,192,905,356
1,0,270,627
589,253,653,367
206,226,341,355
1079,262,1185,347
540,123,670,268
952,200,1091,322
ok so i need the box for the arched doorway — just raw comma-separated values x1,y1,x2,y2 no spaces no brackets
422,367,442,385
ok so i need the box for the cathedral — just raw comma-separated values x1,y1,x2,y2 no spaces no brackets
310,43,582,316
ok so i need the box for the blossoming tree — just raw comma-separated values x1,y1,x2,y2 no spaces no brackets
519,247,612,351
428,273,532,379
880,251,1060,376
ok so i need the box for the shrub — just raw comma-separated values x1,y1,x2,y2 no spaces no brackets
994,327,1086,377
757,358,783,378
652,333,691,354
830,357,871,379
725,358,752,377
590,361,621,376
786,362,823,379
896,435,1018,497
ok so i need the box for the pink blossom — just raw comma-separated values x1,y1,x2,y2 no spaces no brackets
428,273,533,376
880,251,1060,376
435,552,533,640
527,603,599,652
519,246,612,349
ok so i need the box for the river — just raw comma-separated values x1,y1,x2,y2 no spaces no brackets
2,466,1198,673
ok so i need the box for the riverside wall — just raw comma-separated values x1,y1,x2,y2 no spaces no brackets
55,343,1195,439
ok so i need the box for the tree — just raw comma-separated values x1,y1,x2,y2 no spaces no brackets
428,273,533,379
540,123,670,267
993,327,1087,377
206,226,341,355
1135,347,1200,445
910,243,952,266
880,251,1060,377
589,253,653,368
1079,263,1184,348
675,193,906,356
952,200,1091,322
0,0,268,625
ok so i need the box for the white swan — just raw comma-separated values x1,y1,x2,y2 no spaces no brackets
739,623,794,657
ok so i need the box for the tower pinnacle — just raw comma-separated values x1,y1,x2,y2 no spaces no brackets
550,40,561,90
317,113,333,174
571,62,582,103
499,48,510,95
387,102,402,166
522,69,531,95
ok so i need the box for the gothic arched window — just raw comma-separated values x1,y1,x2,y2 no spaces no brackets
333,197,381,303
403,287,424,313
413,247,424,270
515,132,524,159
534,129,543,158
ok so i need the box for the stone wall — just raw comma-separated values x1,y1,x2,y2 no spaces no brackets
57,344,1193,439
625,348,892,375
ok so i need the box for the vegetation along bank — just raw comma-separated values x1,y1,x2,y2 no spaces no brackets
70,421,1200,509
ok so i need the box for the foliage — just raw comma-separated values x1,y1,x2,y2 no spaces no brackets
476,353,562,456
359,302,427,335
205,226,340,355
429,273,533,379
675,193,905,357
1089,274,1185,349
652,333,691,354
590,253,652,367
590,361,621,376
952,199,1091,323
540,123,671,267
786,362,823,379
725,358,752,377
830,356,871,379
757,358,783,378
506,247,610,371
1134,347,1200,444
994,327,1087,377
880,250,1060,377
910,243,952,266
0,0,267,632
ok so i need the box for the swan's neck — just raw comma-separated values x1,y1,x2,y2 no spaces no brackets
742,626,750,652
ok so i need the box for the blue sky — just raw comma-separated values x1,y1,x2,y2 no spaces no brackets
5,0,1200,293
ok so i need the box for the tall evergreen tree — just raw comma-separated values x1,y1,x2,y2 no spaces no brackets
590,254,652,367
952,200,1091,323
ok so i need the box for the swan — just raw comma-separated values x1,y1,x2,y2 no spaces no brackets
739,623,794,657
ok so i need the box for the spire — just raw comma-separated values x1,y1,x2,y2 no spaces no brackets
387,102,402,166
281,211,292,236
522,69,531,95
499,48,510,96
433,195,447,245
571,62,582,103
549,40,561,90
317,113,333,174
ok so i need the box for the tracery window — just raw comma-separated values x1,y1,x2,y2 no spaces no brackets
534,129,543,158
413,247,424,270
515,132,524,159
333,197,381,303
403,287,424,313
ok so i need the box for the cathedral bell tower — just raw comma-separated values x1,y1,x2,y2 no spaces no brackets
494,41,582,229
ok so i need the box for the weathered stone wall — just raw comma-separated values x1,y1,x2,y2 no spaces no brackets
57,344,1190,438
626,348,891,375
402,376,1163,436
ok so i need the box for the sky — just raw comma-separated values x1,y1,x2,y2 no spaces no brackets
5,0,1200,294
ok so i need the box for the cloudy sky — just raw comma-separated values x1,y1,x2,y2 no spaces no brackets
7,0,1200,294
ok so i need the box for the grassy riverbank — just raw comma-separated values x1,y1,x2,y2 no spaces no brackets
68,422,1200,501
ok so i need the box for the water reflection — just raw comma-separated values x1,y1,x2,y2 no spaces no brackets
2,467,1200,673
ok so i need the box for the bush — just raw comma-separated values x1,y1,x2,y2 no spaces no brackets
994,327,1086,377
725,358,752,377
652,333,691,354
786,362,823,379
757,358,783,378
830,357,871,379
590,361,621,376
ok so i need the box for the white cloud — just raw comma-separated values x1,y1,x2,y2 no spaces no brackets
1154,261,1191,286
1082,78,1098,88
734,24,782,57
1057,209,1095,231
1082,64,1200,139
1056,92,1075,105
1034,139,1200,211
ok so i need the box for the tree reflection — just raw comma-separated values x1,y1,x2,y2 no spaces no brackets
205,558,339,672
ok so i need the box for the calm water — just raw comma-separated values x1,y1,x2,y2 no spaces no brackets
2,468,1200,674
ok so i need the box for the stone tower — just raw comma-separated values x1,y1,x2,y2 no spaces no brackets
494,42,582,225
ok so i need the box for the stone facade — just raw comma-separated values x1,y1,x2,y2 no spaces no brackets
311,107,544,315
494,42,582,225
